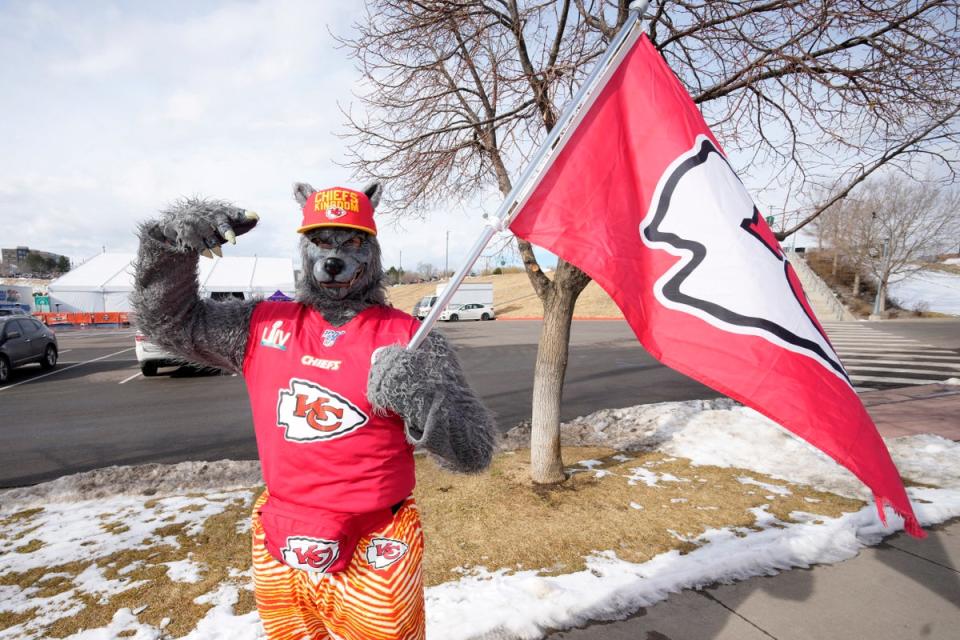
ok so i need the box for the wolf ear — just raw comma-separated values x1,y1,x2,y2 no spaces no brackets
293,182,316,206
362,181,383,210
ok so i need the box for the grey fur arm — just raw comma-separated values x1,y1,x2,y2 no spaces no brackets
367,332,495,473
131,200,258,373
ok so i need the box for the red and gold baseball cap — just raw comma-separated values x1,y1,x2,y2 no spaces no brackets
297,186,377,236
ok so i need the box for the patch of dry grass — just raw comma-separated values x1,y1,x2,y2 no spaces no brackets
13,539,44,554
0,508,44,527
0,495,258,638
927,262,960,276
385,273,623,319
415,448,863,585
1,451,864,636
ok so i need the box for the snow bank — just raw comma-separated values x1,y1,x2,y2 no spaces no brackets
4,399,960,640
0,459,261,507
426,489,960,639
501,398,738,451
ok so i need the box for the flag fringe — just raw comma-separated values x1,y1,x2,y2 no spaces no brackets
649,351,926,540
875,495,926,539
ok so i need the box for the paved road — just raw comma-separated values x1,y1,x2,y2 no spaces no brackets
0,321,719,487
1,319,957,488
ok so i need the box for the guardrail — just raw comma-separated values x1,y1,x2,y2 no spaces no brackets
785,251,857,322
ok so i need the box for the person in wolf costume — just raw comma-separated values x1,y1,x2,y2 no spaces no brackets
132,181,495,640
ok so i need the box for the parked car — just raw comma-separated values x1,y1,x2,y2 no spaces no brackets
439,303,496,322
0,316,58,383
134,332,178,376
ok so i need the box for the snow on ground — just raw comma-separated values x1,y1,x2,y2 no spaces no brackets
3,401,960,639
888,269,960,315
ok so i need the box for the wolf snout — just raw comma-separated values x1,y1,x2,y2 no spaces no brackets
324,257,346,277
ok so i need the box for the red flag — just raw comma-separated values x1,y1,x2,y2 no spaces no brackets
509,33,922,537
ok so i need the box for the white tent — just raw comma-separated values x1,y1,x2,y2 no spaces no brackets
48,253,296,312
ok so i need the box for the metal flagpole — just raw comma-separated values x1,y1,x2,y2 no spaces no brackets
407,0,651,351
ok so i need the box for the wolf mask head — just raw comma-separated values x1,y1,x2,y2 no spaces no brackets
293,181,388,324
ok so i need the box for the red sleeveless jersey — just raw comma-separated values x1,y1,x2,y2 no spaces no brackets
242,302,420,572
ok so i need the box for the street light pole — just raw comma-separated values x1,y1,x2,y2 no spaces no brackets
445,230,449,279
872,236,890,317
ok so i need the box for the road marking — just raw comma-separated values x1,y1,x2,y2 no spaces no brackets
849,375,947,385
830,339,922,345
845,365,960,375
834,346,957,354
119,371,142,385
836,351,960,360
59,349,72,354
0,347,135,392
841,358,960,370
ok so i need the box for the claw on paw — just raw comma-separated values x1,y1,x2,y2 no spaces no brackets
224,229,237,244
244,211,260,221
211,245,223,257
200,249,214,259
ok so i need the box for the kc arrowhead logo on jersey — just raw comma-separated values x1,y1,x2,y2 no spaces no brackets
640,135,847,383
277,378,368,442
281,536,340,573
365,537,408,570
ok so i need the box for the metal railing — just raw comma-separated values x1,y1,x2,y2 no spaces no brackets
785,251,857,322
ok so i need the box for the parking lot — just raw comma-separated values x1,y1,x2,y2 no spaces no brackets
0,321,719,487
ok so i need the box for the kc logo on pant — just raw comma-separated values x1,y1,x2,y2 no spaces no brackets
281,536,340,573
365,537,408,570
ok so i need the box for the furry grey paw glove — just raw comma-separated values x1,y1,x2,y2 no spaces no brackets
367,333,495,473
143,198,259,257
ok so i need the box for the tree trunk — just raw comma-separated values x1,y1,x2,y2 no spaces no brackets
852,272,861,297
529,259,590,484
831,253,839,277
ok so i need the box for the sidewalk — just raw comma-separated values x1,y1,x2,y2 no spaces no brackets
862,383,960,440
549,383,960,640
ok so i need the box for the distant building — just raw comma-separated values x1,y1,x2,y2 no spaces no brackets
0,246,69,276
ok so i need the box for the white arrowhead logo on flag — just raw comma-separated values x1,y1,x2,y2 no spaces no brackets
640,135,847,382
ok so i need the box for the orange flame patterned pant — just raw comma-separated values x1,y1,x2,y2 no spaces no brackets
251,491,426,640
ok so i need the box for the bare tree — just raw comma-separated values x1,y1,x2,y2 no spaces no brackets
339,0,959,483
816,196,880,296
416,261,440,280
855,175,959,313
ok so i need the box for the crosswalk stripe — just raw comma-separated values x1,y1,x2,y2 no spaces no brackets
830,338,922,344
821,323,960,391
835,347,957,354
841,358,960,370
837,350,959,359
849,375,947,385
845,365,960,375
